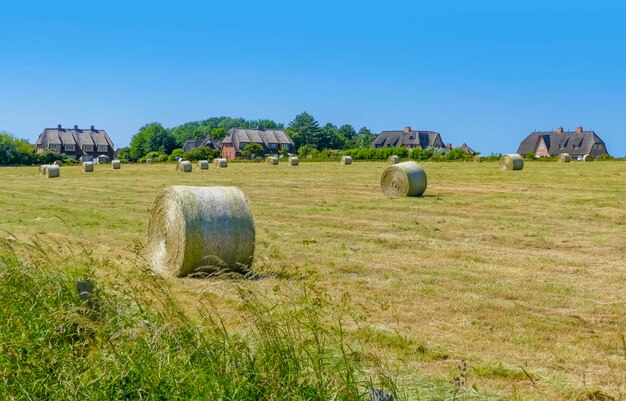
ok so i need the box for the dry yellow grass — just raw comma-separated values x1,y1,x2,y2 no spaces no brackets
1,161,624,400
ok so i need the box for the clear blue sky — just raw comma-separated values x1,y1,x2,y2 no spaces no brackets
1,0,625,156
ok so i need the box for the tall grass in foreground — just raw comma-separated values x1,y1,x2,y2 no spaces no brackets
0,238,395,400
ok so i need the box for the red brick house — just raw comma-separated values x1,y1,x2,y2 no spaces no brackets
517,127,609,159
35,125,115,161
221,128,294,160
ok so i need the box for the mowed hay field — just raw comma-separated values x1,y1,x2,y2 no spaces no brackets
1,161,625,400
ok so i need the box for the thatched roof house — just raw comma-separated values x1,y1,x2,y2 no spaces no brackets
221,128,294,160
517,127,609,159
460,143,477,155
371,126,445,149
35,125,115,161
182,137,221,153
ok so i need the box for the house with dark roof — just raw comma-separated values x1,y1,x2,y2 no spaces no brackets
517,127,609,159
35,125,115,161
182,137,221,153
221,128,295,160
371,127,446,150
460,143,477,155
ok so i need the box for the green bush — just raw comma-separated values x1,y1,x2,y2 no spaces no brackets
184,146,220,162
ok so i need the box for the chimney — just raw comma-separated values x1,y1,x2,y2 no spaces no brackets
74,125,79,130
576,126,583,134
556,127,564,134
90,125,95,131
446,143,452,150
403,126,411,134
57,124,62,130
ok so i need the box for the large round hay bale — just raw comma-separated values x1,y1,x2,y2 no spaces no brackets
473,155,484,162
147,186,255,276
82,162,94,172
583,154,594,162
341,156,352,165
146,158,153,164
557,153,571,163
38,165,49,175
254,157,262,163
46,164,60,178
176,160,192,172
388,155,400,165
53,160,63,167
112,159,121,169
288,157,299,166
216,158,228,168
380,161,427,197
198,160,209,170
267,157,279,165
499,154,524,171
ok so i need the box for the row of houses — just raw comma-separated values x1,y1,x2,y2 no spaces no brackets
35,124,610,161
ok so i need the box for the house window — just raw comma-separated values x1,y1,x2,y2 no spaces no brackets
64,144,75,151
280,144,289,149
83,144,94,152
269,143,278,149
49,144,61,151
240,142,247,148
538,143,544,149
598,144,603,149
97,145,108,153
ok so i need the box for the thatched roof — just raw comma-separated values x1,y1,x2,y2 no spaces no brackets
517,128,608,157
222,128,294,152
460,143,477,155
182,137,219,153
36,125,114,151
371,128,445,149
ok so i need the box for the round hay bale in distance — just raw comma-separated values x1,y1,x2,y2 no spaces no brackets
147,186,255,276
254,157,262,163
216,158,228,168
176,160,192,173
557,153,571,163
112,159,121,169
288,157,299,166
53,160,63,167
267,157,278,165
82,162,94,172
198,160,209,170
388,155,400,165
341,155,352,165
46,164,60,178
380,161,427,197
146,158,153,164
499,154,524,171
473,155,484,162
583,154,594,162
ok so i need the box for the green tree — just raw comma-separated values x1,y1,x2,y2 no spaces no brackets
337,124,356,148
184,146,220,161
241,143,264,159
129,123,179,160
116,147,131,161
0,132,36,165
350,127,376,148
288,112,320,149
316,123,344,150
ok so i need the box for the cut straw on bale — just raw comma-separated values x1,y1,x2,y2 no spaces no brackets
112,159,121,169
147,186,255,276
583,154,594,162
267,157,278,165
176,160,192,172
198,160,209,170
380,161,427,197
499,154,524,171
53,160,63,167
288,157,299,166
557,153,571,163
46,164,60,178
341,155,352,165
82,162,94,172
388,155,400,165
473,155,484,162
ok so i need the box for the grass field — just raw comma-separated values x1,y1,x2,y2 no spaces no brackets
1,160,625,400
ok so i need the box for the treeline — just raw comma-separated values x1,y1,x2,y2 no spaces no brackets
122,112,377,161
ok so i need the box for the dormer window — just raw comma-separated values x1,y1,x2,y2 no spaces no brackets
83,144,94,152
269,143,277,149
65,144,75,151
281,144,289,149
49,144,61,151
97,145,108,153
240,142,247,148
408,135,415,139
